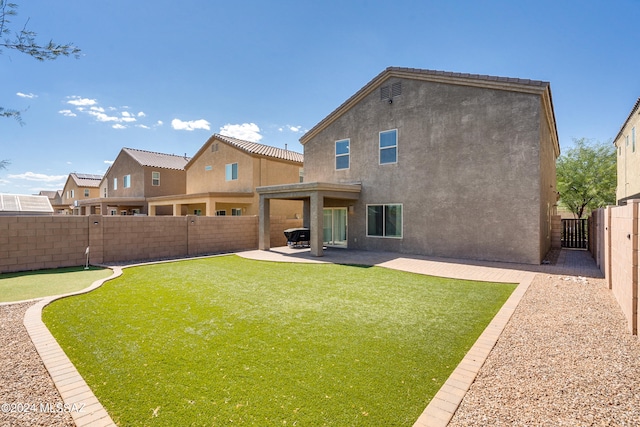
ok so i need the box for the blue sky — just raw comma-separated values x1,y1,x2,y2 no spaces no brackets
1,0,639,194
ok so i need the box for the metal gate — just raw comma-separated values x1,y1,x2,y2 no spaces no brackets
561,219,588,249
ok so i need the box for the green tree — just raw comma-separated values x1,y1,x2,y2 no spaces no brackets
556,138,617,218
1,0,81,124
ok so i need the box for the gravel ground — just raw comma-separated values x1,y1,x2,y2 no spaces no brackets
0,302,74,427
2,271,639,427
449,273,640,427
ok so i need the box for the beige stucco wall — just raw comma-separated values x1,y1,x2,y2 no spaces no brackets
178,138,302,218
106,152,186,198
303,76,555,264
61,178,100,210
615,108,640,203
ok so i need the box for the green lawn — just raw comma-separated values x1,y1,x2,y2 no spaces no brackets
43,255,516,426
0,266,112,303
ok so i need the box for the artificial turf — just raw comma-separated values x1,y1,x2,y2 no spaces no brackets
0,266,112,302
43,255,516,426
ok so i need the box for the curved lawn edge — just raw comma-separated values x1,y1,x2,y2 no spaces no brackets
23,265,123,427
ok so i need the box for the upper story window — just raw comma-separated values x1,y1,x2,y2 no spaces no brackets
335,139,350,170
70,190,75,198
633,127,636,153
113,178,118,190
225,163,238,181
84,189,90,197
123,175,131,188
152,171,160,186
379,129,398,164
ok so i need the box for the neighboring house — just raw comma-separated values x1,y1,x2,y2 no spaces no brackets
60,173,102,215
38,190,65,214
77,148,189,215
614,97,640,205
0,194,53,216
148,134,304,217
258,67,560,265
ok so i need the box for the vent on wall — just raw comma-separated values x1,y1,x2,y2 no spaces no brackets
380,82,402,101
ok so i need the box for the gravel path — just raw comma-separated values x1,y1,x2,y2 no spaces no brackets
449,273,640,426
0,302,74,427
2,270,638,426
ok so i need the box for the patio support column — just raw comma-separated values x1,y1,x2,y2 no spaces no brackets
259,195,271,251
310,192,324,257
303,199,310,229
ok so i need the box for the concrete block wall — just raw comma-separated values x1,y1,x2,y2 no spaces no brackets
187,216,258,256
593,203,639,335
0,216,89,273
0,215,302,274
551,215,562,249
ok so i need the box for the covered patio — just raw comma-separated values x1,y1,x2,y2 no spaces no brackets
257,182,361,256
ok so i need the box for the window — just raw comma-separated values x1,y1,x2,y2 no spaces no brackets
232,208,242,216
205,165,213,171
367,204,402,238
215,210,226,216
193,209,202,216
225,163,238,181
113,178,118,190
84,189,90,197
633,127,636,153
299,168,304,183
152,171,160,186
335,139,350,170
123,175,131,188
103,187,107,197
70,189,75,198
379,129,397,164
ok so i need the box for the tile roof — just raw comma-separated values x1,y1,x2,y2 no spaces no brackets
613,97,640,143
123,148,190,170
70,173,103,187
215,134,304,163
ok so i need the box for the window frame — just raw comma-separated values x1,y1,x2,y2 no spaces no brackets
231,208,242,216
123,175,131,188
335,139,350,170
113,178,118,190
84,189,90,197
379,129,398,165
225,163,238,181
366,203,403,238
152,171,160,186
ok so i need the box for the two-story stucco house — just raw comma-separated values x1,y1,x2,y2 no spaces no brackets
61,173,102,215
614,97,640,205
78,148,189,215
148,134,304,217
258,67,560,265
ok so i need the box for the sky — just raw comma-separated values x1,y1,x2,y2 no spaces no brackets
1,0,640,195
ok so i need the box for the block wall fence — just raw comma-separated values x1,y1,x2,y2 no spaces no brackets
0,215,301,274
591,202,639,335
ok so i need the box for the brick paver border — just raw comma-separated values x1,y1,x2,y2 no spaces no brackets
23,268,123,427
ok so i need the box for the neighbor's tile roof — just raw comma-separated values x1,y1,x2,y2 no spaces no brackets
123,148,190,170
215,134,304,163
70,173,103,187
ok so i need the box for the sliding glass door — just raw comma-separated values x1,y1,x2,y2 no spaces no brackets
323,208,347,246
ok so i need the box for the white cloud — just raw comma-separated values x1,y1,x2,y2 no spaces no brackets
112,124,127,129
171,118,211,131
87,110,119,122
59,109,77,117
8,172,67,183
136,124,151,129
90,106,105,113
138,111,146,117
104,160,114,165
157,120,164,126
67,96,97,106
16,92,37,99
219,123,262,142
